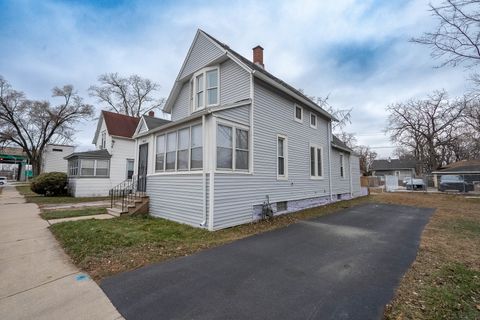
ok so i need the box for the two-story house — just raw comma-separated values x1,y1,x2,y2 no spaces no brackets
65,111,150,197
132,30,362,230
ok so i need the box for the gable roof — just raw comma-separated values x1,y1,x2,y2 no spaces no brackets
143,115,171,130
92,111,140,143
371,159,419,171
164,29,335,121
331,135,353,153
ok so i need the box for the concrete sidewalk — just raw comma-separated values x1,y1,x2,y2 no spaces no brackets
0,186,123,320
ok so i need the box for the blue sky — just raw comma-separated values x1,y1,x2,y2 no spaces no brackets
0,0,470,157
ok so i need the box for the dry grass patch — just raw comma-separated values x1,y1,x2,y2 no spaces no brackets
377,193,480,320
50,196,370,280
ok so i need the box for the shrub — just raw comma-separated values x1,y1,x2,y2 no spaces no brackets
31,172,68,196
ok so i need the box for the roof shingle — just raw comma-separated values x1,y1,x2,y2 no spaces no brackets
102,111,140,139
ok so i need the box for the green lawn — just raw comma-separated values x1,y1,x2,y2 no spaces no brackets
50,196,370,280
16,185,109,205
41,207,108,220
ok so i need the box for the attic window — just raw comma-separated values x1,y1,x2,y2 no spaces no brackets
192,67,219,111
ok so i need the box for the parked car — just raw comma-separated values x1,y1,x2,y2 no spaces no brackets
405,178,425,190
0,176,7,186
438,175,474,192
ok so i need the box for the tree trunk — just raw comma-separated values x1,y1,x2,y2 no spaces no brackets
31,156,42,177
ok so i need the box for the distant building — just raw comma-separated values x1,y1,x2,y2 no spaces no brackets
42,144,75,173
371,159,421,180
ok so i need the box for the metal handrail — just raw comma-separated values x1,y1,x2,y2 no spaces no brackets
110,176,146,213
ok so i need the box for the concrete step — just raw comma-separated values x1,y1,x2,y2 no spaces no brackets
106,207,125,217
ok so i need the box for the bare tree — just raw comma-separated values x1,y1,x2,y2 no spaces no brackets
386,90,467,172
89,73,166,117
412,0,480,67
0,76,93,175
354,145,377,174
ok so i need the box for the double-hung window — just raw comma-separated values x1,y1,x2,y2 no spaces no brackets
340,154,345,178
310,144,323,178
277,135,287,179
216,123,249,171
192,67,219,111
310,113,317,129
100,131,106,149
294,105,303,123
126,159,134,179
195,74,204,110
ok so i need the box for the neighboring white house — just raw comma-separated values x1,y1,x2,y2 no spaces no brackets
41,144,75,174
132,29,362,230
65,111,141,197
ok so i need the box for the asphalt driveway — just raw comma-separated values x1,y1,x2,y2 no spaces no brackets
101,203,434,320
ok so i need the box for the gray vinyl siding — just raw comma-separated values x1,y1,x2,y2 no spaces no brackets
147,174,204,227
213,104,250,126
171,82,191,122
179,33,224,80
351,155,362,196
331,149,351,195
212,80,332,230
220,59,250,105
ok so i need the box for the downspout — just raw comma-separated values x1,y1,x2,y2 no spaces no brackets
328,122,333,201
200,114,207,227
349,154,353,198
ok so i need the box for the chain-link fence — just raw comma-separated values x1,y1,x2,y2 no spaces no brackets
365,173,480,194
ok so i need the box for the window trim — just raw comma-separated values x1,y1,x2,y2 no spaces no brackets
294,104,303,123
310,113,317,129
191,66,220,113
153,122,203,174
310,144,324,180
215,119,250,173
277,134,288,180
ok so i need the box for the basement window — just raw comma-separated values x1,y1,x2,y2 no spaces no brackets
277,201,287,212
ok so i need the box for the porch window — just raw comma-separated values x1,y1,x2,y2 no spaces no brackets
177,128,190,170
69,159,110,177
155,135,165,171
216,123,249,171
81,159,95,176
216,124,233,169
190,125,203,169
95,160,109,176
154,124,203,173
166,132,177,170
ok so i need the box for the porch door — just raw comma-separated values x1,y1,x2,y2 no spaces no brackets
138,143,148,192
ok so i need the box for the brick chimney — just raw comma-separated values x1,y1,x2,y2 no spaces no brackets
252,45,264,68
148,111,155,117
